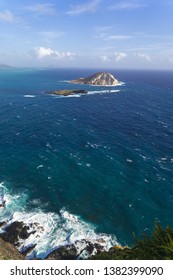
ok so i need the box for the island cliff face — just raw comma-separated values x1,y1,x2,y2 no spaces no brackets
71,72,119,86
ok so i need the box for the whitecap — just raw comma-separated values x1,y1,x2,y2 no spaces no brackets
5,209,118,259
139,154,147,160
126,159,133,162
65,94,81,98
37,165,43,169
24,95,36,98
53,94,81,98
46,142,51,148
88,89,120,95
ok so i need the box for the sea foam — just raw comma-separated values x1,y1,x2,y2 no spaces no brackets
0,182,118,259
24,95,36,98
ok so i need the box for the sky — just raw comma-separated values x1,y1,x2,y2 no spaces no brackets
0,0,173,69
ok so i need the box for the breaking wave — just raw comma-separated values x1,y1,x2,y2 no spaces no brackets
0,182,118,259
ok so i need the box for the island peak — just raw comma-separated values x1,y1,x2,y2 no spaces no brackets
71,72,119,86
0,64,14,69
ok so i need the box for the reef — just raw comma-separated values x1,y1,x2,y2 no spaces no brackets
47,89,88,96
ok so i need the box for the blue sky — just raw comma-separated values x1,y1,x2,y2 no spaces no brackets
0,0,173,69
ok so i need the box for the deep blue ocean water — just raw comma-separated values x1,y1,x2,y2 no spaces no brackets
0,68,173,258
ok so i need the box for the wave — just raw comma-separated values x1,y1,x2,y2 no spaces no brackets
88,89,120,95
60,94,81,98
24,95,36,98
52,94,81,98
0,182,118,259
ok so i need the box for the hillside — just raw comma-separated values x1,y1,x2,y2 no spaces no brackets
71,72,119,86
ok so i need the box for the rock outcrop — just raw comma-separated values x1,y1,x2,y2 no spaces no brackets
46,244,78,260
46,240,104,260
47,89,88,96
0,238,24,260
71,72,119,86
0,220,105,260
0,221,31,247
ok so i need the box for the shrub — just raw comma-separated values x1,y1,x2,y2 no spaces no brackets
90,223,173,260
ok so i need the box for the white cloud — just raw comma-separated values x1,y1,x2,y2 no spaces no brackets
108,1,148,10
67,0,100,15
135,53,151,62
104,35,132,40
0,10,17,22
95,33,132,40
35,47,76,60
115,52,127,61
36,47,55,58
24,3,56,15
100,52,127,63
100,55,110,62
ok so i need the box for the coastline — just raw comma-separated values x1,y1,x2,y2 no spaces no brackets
1,223,173,260
0,218,118,260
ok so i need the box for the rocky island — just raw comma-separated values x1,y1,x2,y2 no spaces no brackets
47,89,88,96
71,72,119,86
47,72,120,96
0,64,14,69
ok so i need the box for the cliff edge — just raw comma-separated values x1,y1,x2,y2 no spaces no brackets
0,238,24,260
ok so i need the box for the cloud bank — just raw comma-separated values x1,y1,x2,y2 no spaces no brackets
35,47,76,60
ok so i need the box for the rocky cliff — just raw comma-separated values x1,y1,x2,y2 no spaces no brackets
0,238,24,260
71,72,119,86
0,221,173,260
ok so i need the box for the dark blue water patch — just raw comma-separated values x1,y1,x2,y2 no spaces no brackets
0,68,173,246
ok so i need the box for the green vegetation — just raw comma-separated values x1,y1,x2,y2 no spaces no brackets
1,223,173,260
51,90,75,96
90,224,173,260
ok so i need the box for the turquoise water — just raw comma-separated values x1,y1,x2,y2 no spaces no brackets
0,68,173,258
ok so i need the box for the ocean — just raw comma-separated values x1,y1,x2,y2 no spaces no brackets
0,68,173,258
